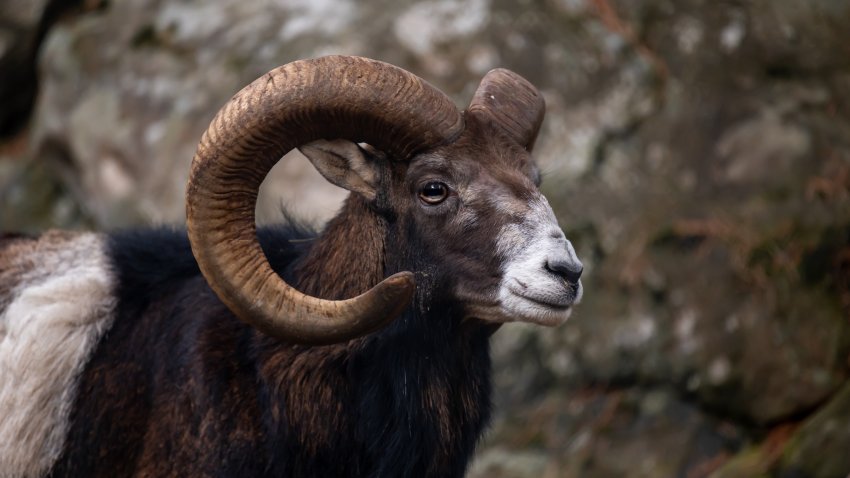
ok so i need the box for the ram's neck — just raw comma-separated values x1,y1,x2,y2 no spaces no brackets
292,195,387,300
258,195,493,476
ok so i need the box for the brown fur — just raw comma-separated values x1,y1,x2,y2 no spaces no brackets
45,114,557,477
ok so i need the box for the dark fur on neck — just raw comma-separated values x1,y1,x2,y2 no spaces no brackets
51,196,491,478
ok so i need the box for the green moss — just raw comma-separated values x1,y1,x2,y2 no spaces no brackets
708,446,773,478
777,383,850,476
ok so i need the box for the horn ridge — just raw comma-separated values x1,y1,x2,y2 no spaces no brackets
467,68,545,151
187,56,461,344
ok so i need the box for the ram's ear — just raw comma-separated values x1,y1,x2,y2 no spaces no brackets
299,139,380,201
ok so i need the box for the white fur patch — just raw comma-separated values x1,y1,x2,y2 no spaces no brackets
0,232,116,477
496,195,583,326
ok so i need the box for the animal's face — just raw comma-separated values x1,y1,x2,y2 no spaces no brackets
302,114,582,327
400,119,583,326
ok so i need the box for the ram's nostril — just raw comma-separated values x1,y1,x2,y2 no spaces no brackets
546,258,583,284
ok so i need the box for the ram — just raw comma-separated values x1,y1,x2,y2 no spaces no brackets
0,56,583,477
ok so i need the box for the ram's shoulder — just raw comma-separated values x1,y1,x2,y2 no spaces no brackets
105,224,314,300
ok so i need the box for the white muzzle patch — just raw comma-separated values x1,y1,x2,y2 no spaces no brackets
496,195,583,326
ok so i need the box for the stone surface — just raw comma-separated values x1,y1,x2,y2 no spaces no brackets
778,382,850,478
471,387,744,478
0,0,51,135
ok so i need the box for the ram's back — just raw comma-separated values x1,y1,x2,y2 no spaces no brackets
0,225,313,477
0,231,116,477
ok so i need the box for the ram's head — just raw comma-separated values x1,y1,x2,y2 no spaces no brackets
186,56,583,344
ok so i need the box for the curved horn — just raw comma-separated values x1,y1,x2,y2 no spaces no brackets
186,56,463,345
467,68,545,151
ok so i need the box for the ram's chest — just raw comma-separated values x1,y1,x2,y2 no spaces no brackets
0,231,117,478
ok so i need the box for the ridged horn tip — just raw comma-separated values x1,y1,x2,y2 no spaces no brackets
468,68,545,151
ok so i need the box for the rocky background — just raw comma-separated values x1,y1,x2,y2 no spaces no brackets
2,0,849,476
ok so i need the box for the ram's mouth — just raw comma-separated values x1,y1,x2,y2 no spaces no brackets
457,276,582,326
460,292,575,327
506,284,575,310
503,293,573,325
492,278,581,326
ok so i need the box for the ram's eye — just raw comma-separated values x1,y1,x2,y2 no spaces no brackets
419,181,449,205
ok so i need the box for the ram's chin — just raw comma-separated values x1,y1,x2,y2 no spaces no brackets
463,293,575,327
499,292,574,326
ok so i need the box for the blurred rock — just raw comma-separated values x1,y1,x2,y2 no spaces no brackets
471,387,744,478
709,384,850,478
0,137,93,232
777,381,850,477
0,0,49,135
498,0,850,425
0,0,86,137
748,0,850,72
29,0,362,227
468,448,549,478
